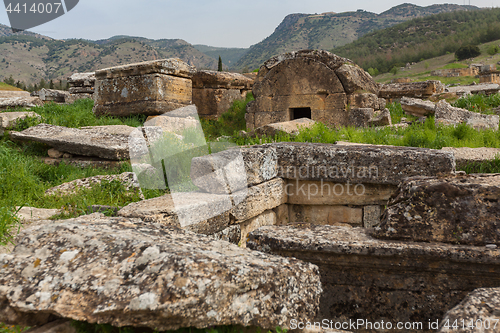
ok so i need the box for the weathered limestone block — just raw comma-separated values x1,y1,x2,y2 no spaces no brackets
348,108,373,127
447,83,500,96
144,113,199,135
347,93,380,109
379,80,445,99
439,288,500,333
191,147,278,194
10,124,131,160
334,64,379,95
0,96,43,110
68,72,95,94
0,111,40,132
286,180,397,206
274,204,290,225
289,205,363,226
193,88,246,118
240,210,277,247
32,89,70,103
253,118,318,137
45,172,142,199
441,146,500,168
0,214,322,329
435,100,499,130
368,108,391,127
255,142,456,185
231,178,287,222
192,70,254,90
93,59,196,117
211,224,241,245
117,192,232,235
400,96,436,117
363,205,381,229
43,157,127,170
248,224,500,326
15,207,60,223
374,174,500,246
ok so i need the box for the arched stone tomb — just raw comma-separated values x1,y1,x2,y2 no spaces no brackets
246,50,385,130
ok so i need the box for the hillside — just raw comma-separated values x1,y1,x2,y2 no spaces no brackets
333,7,500,73
0,29,218,85
233,3,477,71
193,45,249,68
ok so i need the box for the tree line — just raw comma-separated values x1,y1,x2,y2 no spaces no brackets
3,75,69,92
332,8,500,74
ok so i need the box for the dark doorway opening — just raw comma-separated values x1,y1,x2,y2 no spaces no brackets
290,107,312,120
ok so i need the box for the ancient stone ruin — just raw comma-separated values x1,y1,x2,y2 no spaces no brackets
246,50,385,130
192,70,253,119
93,58,197,117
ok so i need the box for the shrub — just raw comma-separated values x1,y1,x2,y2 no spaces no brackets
455,45,481,61
487,45,500,56
367,67,379,76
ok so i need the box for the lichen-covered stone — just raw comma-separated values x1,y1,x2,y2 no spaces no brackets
192,70,254,89
253,118,318,137
0,96,43,110
400,96,436,117
379,80,445,99
10,124,131,160
441,147,500,168
193,88,247,119
68,72,95,95
373,174,500,246
248,224,500,326
0,214,322,330
32,89,70,103
45,172,143,199
435,100,499,130
439,288,500,333
254,142,456,185
0,111,41,131
95,59,196,79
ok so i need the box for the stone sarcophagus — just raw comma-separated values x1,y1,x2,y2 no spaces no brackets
93,59,197,117
192,70,254,120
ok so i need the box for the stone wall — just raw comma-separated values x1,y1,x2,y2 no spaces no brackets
479,72,500,84
192,70,254,120
430,67,479,77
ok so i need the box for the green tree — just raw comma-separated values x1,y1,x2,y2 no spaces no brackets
455,45,481,61
218,55,223,72
49,80,54,89
487,45,500,56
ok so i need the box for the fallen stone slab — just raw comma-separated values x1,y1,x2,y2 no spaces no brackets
191,146,278,194
400,96,436,117
447,83,500,96
373,174,500,246
253,118,318,137
43,157,127,169
248,224,500,326
435,100,499,130
0,213,321,329
334,64,380,95
379,80,445,99
32,89,70,103
0,111,41,133
144,114,199,135
68,72,95,95
368,108,391,127
439,288,500,333
0,96,43,111
347,92,385,110
253,142,456,185
45,172,143,199
10,124,131,160
441,146,500,167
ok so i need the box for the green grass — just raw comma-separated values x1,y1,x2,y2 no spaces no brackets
453,93,500,114
440,63,468,70
6,99,147,130
0,82,23,91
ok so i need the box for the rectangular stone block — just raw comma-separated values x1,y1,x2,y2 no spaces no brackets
286,180,397,206
289,204,363,226
255,142,456,185
324,93,347,110
240,210,277,247
248,225,500,326
231,178,287,222
253,111,289,129
93,74,192,117
271,94,326,112
274,204,289,225
311,108,349,128
95,58,196,79
379,80,445,99
192,70,254,89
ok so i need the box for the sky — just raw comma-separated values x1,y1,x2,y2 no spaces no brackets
0,0,497,48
